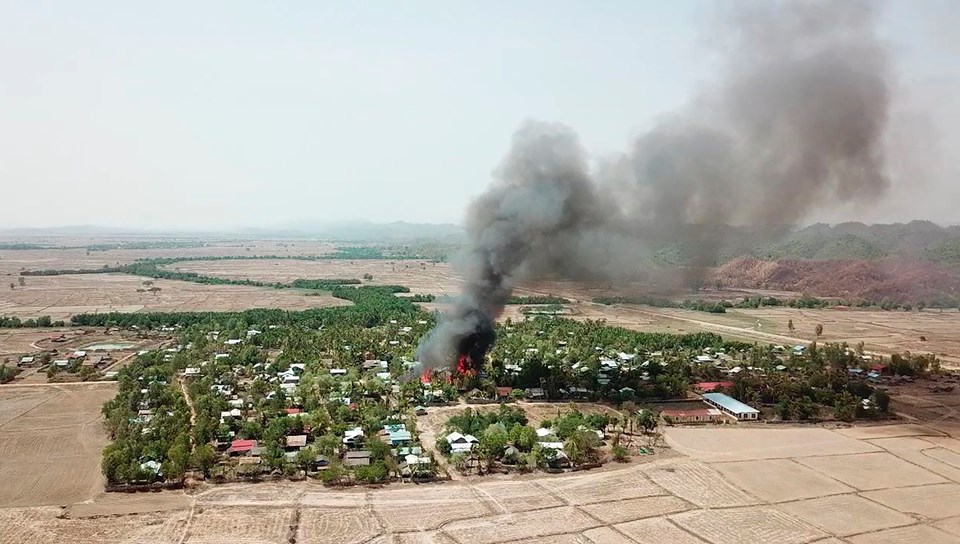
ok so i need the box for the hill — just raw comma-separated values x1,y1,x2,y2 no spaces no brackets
712,256,960,305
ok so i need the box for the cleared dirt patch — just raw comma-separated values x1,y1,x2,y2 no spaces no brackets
644,460,757,508
847,524,959,544
471,480,565,513
581,495,692,525
712,459,854,503
0,383,115,507
68,491,191,518
779,494,916,536
862,483,960,519
538,466,665,505
440,506,597,544
835,424,939,440
371,485,490,532
665,427,881,462
797,451,947,491
671,506,826,544
614,518,707,544
0,506,190,544
184,505,294,544
297,508,382,544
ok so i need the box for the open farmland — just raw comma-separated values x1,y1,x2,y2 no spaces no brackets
3,422,960,542
163,258,464,296
0,273,349,320
0,383,115,507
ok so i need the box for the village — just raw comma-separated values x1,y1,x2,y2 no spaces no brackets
73,291,939,489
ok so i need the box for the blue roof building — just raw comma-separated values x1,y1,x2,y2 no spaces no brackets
702,392,760,420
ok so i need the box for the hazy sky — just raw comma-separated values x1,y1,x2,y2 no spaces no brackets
1,1,957,229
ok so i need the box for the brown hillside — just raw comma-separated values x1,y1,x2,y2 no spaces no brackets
712,256,960,303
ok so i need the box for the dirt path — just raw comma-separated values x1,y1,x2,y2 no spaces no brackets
178,376,197,447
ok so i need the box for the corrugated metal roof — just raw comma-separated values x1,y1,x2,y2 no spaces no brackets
702,392,759,415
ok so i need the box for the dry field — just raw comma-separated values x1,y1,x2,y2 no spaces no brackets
0,273,349,320
0,383,115,508
5,243,960,366
166,258,463,296
6,422,960,542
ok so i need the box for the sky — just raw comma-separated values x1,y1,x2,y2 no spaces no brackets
0,1,957,230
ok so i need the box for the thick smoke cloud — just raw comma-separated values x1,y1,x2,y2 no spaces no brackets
417,0,892,371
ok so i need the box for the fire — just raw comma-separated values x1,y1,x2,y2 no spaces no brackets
455,353,476,376
420,368,431,384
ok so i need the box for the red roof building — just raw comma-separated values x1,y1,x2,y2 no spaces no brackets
661,408,723,423
283,408,302,415
226,439,257,455
694,381,733,393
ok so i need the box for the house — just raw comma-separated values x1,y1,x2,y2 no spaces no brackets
284,408,302,416
219,408,242,422
18,356,34,367
524,388,545,400
661,408,723,424
285,435,308,450
343,427,365,448
344,450,372,467
53,359,70,368
701,392,760,421
414,405,427,416
445,432,479,453
495,386,513,400
694,381,734,393
362,360,380,370
330,368,347,376
224,339,242,346
693,355,714,364
227,439,258,456
183,367,202,377
382,424,412,446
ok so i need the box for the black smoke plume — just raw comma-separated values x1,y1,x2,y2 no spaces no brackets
416,0,892,371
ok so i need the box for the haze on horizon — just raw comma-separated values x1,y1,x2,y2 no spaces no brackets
1,1,958,231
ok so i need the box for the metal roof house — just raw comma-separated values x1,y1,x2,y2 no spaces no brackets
702,392,760,420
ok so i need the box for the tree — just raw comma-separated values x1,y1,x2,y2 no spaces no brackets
479,424,508,471
611,444,630,462
320,458,346,485
17,277,25,287
9,283,13,290
191,444,217,477
871,389,891,413
635,409,658,434
563,429,599,467
815,323,824,338
509,425,537,452
296,446,316,473
834,391,858,422
787,319,795,333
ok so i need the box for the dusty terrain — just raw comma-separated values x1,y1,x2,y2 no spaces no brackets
0,273,350,320
4,243,960,364
713,255,960,303
0,383,115,508
2,422,960,542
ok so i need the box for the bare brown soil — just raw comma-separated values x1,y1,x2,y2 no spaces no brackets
0,383,115,507
713,255,960,302
5,422,960,542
